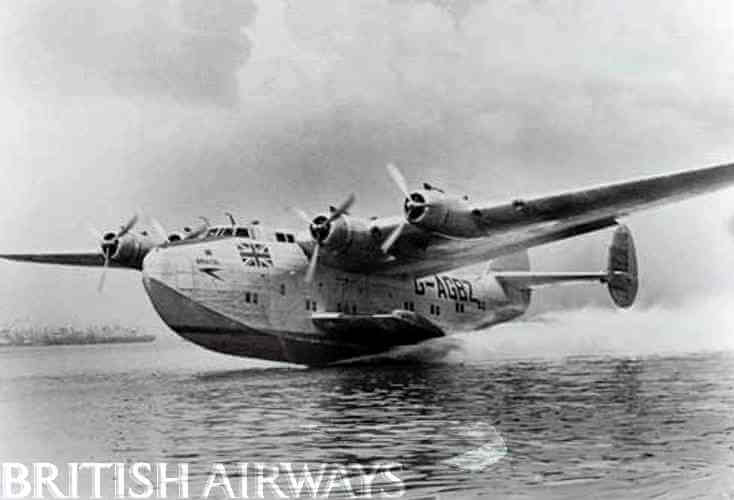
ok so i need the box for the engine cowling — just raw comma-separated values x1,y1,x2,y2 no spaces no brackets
105,234,156,270
403,189,479,237
314,215,381,263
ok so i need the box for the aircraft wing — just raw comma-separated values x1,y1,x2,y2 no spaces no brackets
372,162,734,277
0,252,125,267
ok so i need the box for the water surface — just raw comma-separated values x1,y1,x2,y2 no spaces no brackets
1,330,733,499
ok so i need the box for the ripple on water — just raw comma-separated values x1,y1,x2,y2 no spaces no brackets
1,344,734,498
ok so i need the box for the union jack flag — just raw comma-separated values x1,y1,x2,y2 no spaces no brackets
237,242,272,268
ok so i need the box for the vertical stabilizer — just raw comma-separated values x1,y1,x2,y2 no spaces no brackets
489,250,532,309
606,225,638,308
489,250,530,272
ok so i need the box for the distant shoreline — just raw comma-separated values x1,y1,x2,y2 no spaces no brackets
0,334,156,347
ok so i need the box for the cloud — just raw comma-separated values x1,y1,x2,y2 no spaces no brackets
1,0,257,104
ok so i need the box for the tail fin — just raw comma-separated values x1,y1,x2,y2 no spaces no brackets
489,226,639,309
489,250,532,309
488,250,530,272
606,225,638,308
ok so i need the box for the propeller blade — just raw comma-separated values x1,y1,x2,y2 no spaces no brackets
304,243,320,284
386,163,410,197
184,217,210,240
87,225,103,242
148,217,168,245
97,250,110,293
291,207,312,225
117,214,139,237
327,193,355,224
381,221,405,253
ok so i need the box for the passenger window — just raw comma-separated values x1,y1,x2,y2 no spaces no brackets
280,284,286,296
245,292,251,303
253,293,258,304
276,233,286,242
235,227,250,238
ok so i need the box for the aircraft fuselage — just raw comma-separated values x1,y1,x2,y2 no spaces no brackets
141,232,529,366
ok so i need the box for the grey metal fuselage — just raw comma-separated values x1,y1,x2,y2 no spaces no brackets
141,227,528,365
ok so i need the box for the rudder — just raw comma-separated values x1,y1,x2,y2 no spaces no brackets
606,225,638,308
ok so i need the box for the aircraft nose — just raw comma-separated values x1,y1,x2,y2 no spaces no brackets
142,246,195,291
141,247,176,288
141,247,164,280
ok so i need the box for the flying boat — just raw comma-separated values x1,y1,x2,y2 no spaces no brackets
3,163,734,365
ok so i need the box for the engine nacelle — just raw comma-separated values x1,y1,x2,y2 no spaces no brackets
405,190,479,237
167,232,184,243
109,234,156,270
321,216,381,263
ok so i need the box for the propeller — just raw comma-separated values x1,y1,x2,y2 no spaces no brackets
304,240,320,284
293,194,355,283
148,216,169,245
383,163,430,253
381,220,405,253
97,249,110,292
387,163,410,197
93,213,139,292
184,217,210,240
146,215,210,244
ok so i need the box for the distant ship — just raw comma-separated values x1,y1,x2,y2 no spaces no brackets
0,324,155,347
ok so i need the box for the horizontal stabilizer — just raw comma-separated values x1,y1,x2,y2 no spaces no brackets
493,225,639,308
493,271,607,288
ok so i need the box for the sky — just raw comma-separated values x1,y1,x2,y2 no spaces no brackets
2,0,734,330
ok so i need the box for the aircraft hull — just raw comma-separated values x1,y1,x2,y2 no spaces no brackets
140,240,527,366
143,275,441,365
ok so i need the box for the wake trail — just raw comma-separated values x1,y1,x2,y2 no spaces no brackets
372,294,734,365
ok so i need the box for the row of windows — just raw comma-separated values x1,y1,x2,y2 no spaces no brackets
203,227,295,242
207,227,251,238
296,296,470,316
412,301,472,314
275,232,296,243
337,303,358,314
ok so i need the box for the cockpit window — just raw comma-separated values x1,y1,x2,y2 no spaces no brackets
286,234,295,243
275,232,287,242
235,227,250,238
206,228,219,237
221,228,233,236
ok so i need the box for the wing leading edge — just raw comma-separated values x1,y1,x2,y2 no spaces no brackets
0,252,127,267
372,162,734,277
